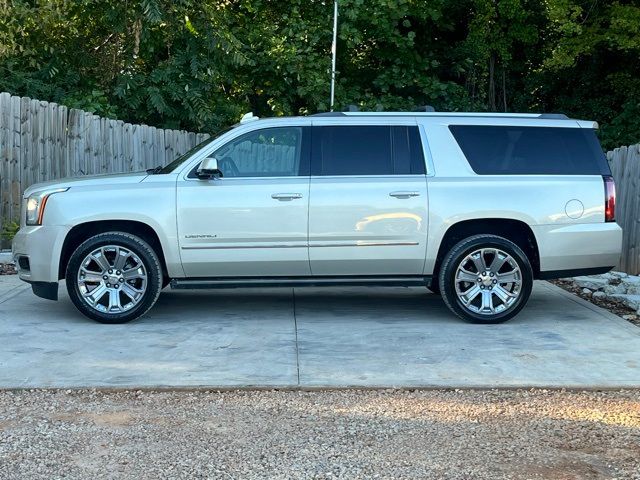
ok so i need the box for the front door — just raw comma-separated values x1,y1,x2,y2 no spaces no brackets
308,123,429,275
177,126,311,277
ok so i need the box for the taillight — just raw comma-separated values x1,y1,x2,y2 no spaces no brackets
603,175,616,222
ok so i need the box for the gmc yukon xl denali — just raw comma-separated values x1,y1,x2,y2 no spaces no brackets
12,112,622,324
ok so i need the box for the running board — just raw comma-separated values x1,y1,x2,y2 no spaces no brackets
170,276,431,290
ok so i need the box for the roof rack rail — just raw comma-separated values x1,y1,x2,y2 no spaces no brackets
414,105,435,112
539,113,569,120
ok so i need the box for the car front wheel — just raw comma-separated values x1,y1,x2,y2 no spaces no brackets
438,234,533,323
65,232,163,323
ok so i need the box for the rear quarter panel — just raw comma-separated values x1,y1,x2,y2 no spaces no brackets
421,119,618,274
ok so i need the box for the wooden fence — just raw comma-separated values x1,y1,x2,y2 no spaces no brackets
0,92,209,227
608,144,640,275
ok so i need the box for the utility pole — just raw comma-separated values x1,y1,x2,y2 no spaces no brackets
330,0,338,111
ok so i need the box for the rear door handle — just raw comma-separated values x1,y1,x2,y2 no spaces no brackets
271,193,303,201
389,191,420,199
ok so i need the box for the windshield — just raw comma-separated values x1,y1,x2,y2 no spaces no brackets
158,125,236,173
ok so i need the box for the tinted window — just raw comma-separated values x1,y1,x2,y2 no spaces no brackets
314,126,425,175
449,125,610,175
205,127,307,177
392,126,426,175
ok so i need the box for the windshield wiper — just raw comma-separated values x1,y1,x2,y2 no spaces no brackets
146,165,163,174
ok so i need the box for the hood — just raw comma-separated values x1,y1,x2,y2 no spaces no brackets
23,172,149,197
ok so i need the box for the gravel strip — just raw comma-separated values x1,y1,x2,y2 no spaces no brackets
1,389,639,479
0,262,16,275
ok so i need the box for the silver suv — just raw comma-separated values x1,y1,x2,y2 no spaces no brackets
12,112,622,324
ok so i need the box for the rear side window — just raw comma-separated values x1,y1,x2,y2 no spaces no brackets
313,126,425,175
449,125,610,175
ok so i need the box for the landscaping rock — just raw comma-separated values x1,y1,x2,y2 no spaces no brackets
608,294,640,312
573,276,609,290
581,288,592,295
610,271,629,279
604,283,627,295
592,291,607,299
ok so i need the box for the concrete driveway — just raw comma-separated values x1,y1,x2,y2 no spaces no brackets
0,275,639,389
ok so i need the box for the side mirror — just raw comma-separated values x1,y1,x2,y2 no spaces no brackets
196,157,223,179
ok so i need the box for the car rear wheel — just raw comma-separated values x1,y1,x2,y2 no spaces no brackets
438,234,533,323
65,232,163,323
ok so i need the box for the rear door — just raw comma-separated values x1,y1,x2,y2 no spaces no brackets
308,121,429,275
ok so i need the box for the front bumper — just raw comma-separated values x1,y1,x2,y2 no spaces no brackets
12,225,70,299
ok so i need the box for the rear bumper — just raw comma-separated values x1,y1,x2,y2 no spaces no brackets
533,222,622,275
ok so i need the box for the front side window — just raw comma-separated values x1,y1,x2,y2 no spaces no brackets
205,127,306,178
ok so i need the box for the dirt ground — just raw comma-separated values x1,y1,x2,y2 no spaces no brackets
1,389,639,479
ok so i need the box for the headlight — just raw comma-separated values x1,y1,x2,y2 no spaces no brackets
25,188,69,225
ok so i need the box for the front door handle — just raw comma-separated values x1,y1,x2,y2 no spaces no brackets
271,193,303,201
389,191,420,199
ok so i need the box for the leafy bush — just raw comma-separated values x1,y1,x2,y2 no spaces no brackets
1,221,19,243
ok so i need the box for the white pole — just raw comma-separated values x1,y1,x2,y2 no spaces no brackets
330,0,338,111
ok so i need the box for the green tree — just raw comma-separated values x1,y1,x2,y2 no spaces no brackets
531,0,640,148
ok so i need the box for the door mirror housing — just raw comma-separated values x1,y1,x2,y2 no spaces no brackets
197,157,223,179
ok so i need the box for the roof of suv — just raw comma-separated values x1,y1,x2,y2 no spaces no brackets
312,112,570,119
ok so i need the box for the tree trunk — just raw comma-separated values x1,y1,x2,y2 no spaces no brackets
488,53,496,112
502,66,507,112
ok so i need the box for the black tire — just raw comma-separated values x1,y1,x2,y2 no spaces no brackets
65,232,163,324
438,234,533,323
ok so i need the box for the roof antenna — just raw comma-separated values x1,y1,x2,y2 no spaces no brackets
329,0,339,111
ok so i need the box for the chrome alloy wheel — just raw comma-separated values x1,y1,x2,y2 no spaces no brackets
76,245,148,313
454,248,522,316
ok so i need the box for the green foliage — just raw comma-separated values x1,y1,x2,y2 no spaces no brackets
1,221,19,242
0,0,638,149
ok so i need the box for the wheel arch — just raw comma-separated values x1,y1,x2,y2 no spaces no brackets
432,218,540,280
58,220,169,281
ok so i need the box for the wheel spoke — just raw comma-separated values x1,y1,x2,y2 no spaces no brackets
456,267,478,283
113,247,129,270
91,252,111,272
493,285,516,303
489,252,506,273
85,284,108,304
497,271,519,284
471,253,486,273
108,288,121,311
481,290,494,313
80,269,104,283
462,284,481,303
121,283,142,301
123,268,144,280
